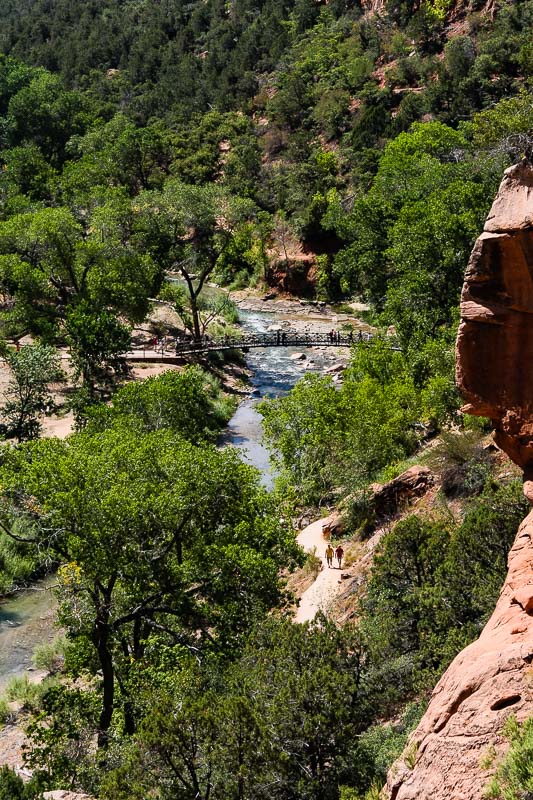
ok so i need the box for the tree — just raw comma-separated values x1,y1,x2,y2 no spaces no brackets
1,343,62,441
0,429,300,747
136,181,257,341
65,300,131,402
101,616,367,800
0,202,160,337
89,365,235,441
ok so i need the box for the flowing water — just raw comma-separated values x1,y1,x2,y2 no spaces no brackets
220,307,343,487
0,576,58,691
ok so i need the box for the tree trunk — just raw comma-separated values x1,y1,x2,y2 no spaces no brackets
94,613,115,749
189,292,202,342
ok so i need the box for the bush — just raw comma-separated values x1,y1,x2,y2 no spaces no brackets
5,675,59,712
0,697,14,727
32,637,67,674
426,430,492,497
485,715,533,799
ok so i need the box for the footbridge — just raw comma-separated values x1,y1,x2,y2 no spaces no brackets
125,330,373,363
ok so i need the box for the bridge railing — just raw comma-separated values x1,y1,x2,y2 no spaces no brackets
124,330,376,359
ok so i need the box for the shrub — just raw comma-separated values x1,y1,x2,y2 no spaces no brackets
0,697,14,727
5,674,59,712
484,715,533,799
426,429,492,497
32,637,67,674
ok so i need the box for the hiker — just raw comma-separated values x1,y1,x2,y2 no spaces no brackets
335,545,344,569
357,330,363,342
348,330,354,343
325,544,334,568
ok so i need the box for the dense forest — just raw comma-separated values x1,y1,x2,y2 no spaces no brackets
0,0,532,797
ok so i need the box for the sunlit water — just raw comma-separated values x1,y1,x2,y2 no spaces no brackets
0,577,57,690
221,309,338,488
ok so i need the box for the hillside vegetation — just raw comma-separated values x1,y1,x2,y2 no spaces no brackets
0,0,532,797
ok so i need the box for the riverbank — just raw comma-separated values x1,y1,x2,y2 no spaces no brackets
230,288,373,335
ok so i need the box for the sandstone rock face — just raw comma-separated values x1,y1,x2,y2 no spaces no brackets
384,160,533,799
456,160,533,468
385,510,533,800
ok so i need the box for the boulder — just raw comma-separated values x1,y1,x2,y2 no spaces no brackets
456,160,533,468
43,793,92,800
290,352,306,360
371,466,435,518
321,510,345,538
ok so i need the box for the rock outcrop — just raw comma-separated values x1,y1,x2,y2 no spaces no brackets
385,510,533,800
385,161,533,799
456,160,533,472
369,466,435,520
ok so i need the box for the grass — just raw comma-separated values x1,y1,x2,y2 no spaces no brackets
0,696,15,727
32,636,67,674
5,674,60,712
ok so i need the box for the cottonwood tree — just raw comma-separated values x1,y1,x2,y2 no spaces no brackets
0,343,62,441
0,198,161,343
135,181,257,341
0,428,299,748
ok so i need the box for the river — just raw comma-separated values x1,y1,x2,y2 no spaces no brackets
220,307,346,487
0,302,350,686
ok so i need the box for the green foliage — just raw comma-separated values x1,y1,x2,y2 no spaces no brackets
485,715,533,800
0,697,13,727
0,428,300,746
260,339,445,504
88,365,235,441
32,637,67,674
66,300,131,400
426,429,492,497
0,343,62,442
5,674,60,713
357,700,427,787
0,765,46,799
360,481,529,701
0,511,42,593
24,684,101,790
101,616,367,800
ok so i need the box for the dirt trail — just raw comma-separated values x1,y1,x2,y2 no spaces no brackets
294,519,345,623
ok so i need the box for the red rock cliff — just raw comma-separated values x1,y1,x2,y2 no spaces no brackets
385,160,533,800
456,160,533,472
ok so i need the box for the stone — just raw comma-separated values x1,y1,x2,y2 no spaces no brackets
371,466,435,519
456,160,533,469
321,510,345,538
290,352,306,360
43,792,92,799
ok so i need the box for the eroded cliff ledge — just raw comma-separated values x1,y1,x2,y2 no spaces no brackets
385,160,533,800
456,160,533,472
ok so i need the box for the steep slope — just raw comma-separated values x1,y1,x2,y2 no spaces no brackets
385,159,533,799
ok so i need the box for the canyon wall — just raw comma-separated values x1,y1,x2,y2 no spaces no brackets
385,160,533,800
